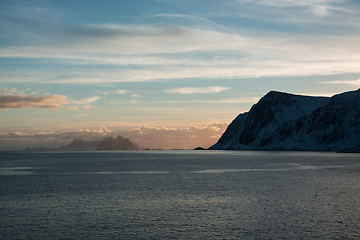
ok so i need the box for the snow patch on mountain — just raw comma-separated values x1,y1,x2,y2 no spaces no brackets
210,89,360,152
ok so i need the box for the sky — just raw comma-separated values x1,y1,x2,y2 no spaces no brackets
0,0,359,150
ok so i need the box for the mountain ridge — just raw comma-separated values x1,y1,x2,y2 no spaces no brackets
21,135,141,151
209,89,360,152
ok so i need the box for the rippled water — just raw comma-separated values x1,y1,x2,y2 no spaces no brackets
1,151,359,239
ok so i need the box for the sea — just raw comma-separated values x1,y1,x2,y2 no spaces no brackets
1,150,359,239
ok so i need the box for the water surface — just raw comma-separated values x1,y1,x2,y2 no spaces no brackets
1,151,359,239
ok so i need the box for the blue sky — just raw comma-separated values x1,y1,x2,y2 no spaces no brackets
1,0,359,150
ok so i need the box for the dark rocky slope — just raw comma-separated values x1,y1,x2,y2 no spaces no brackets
97,135,139,150
210,89,360,152
21,135,140,151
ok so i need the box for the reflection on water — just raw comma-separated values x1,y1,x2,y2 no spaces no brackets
1,151,359,239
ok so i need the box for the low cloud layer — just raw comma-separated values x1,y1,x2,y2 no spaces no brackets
71,96,101,105
321,79,360,85
0,124,228,150
1,127,112,140
120,123,228,149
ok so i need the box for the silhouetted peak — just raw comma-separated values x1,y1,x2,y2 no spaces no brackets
103,137,115,141
69,138,88,148
116,135,126,142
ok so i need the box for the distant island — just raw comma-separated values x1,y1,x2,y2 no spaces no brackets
21,135,141,151
209,89,360,152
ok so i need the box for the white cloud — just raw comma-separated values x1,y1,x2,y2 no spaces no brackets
0,2,358,86
165,86,231,94
71,96,100,105
77,114,91,117
110,96,259,104
120,123,229,149
82,104,93,109
94,90,112,95
1,33,359,84
242,0,347,16
200,97,260,103
150,13,231,32
320,79,360,85
131,94,141,97
116,89,128,94
147,97,260,104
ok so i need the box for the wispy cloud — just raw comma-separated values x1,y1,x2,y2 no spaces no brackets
111,97,259,104
200,97,260,103
158,97,259,104
1,34,359,84
71,96,100,105
77,114,91,117
64,106,79,111
0,24,250,56
1,2,359,84
150,13,232,32
320,79,360,85
238,0,352,17
116,89,128,94
165,86,231,94
82,104,93,109
94,90,112,95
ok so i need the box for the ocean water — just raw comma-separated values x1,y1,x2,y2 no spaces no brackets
0,150,359,239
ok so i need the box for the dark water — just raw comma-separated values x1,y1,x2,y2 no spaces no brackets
1,150,359,239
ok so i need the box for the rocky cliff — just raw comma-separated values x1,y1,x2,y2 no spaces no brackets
209,89,360,152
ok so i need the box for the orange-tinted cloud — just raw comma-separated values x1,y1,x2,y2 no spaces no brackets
120,123,228,149
0,127,112,141
82,104,93,109
0,94,69,109
64,106,79,111
0,124,228,150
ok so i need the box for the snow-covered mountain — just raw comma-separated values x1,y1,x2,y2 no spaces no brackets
97,135,140,150
209,89,360,152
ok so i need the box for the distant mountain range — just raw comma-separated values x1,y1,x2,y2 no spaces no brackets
209,89,360,152
21,135,141,151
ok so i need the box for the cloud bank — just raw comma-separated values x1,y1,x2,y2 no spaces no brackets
119,123,229,149
321,79,360,85
0,124,228,150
